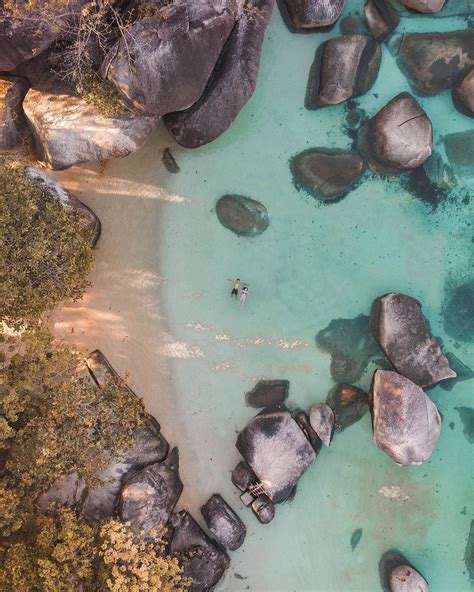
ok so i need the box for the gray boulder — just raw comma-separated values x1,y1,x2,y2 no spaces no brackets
236,406,315,503
245,379,289,408
170,511,230,592
119,448,182,540
326,384,368,430
37,472,86,514
358,92,432,173
453,68,474,118
0,75,29,150
103,2,236,116
201,494,246,550
305,35,381,109
23,78,157,170
339,15,368,35
231,460,258,492
400,0,445,12
216,194,269,236
165,0,274,148
389,565,429,592
252,494,275,524
309,403,334,447
371,293,456,387
279,0,345,31
23,167,101,246
364,0,400,42
371,370,441,466
294,410,322,453
392,30,474,96
291,148,367,201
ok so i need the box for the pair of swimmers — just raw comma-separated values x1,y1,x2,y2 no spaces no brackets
229,278,249,306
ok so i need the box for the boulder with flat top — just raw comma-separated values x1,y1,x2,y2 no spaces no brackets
364,0,399,42
201,494,246,550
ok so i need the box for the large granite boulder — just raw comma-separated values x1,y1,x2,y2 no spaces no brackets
389,565,429,592
165,0,274,148
391,30,474,96
118,448,182,540
309,403,334,446
358,92,432,174
291,148,366,202
326,383,368,430
0,75,29,150
371,370,441,466
245,379,289,408
169,511,230,592
23,78,157,170
305,35,381,109
453,68,474,118
371,293,456,387
23,167,101,246
444,130,474,178
401,0,445,12
103,2,236,116
236,406,315,503
216,194,269,236
364,0,400,42
201,494,246,551
279,0,345,31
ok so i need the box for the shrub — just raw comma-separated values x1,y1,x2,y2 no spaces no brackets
77,71,125,117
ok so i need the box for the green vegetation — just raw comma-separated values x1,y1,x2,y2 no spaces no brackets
0,160,95,328
77,72,125,118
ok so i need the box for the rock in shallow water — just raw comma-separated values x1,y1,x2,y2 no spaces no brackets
305,35,381,109
364,0,400,42
455,407,474,444
389,565,429,592
279,0,345,31
245,379,289,408
379,550,428,592
358,92,432,174
216,194,269,236
453,68,474,118
371,293,456,387
309,403,334,446
252,494,275,523
371,370,441,466
444,130,474,178
326,383,368,430
291,148,366,201
401,0,445,13
201,494,246,550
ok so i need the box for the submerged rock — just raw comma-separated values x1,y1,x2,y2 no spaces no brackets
305,35,381,109
392,30,474,96
165,0,274,148
291,148,366,201
316,314,381,383
350,528,363,550
370,293,456,387
389,565,429,592
23,167,101,247
455,407,474,444
364,0,400,42
465,520,474,581
443,280,474,343
170,511,230,592
251,494,275,524
371,370,441,466
216,194,269,236
201,494,246,550
245,379,289,408
162,148,180,173
294,410,322,453
444,130,474,177
118,448,183,540
326,383,368,430
236,406,315,503
439,353,474,392
103,2,236,116
309,403,334,446
453,69,474,118
279,0,345,31
23,79,157,170
358,92,432,174
379,550,426,592
0,75,29,150
401,0,445,12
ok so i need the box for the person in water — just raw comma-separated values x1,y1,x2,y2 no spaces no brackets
229,278,240,299
239,286,249,306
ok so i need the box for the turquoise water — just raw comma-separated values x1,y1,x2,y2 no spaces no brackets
148,5,473,591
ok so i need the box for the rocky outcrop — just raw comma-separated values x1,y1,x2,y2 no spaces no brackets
216,194,269,236
444,130,474,178
201,494,246,550
118,448,182,540
236,406,315,503
371,293,456,387
165,0,274,148
0,75,29,150
389,565,429,592
401,0,445,12
305,35,381,109
245,379,289,408
23,78,157,170
279,0,345,31
326,383,368,430
309,403,334,446
364,0,399,42
453,68,474,118
291,148,366,201
392,30,474,96
103,2,236,116
23,167,101,246
169,511,230,592
358,92,432,174
371,370,441,466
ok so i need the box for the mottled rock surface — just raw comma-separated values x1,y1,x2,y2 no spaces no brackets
358,92,432,173
294,411,322,452
364,0,400,41
280,0,345,30
443,281,474,343
339,15,367,35
23,78,157,170
291,148,366,201
216,194,269,236
0,75,29,150
201,494,246,550
309,403,334,446
401,0,445,12
326,383,368,430
236,406,315,503
165,0,274,148
371,370,441,466
389,565,429,592
453,68,474,118
231,460,258,492
371,293,456,387
245,379,289,408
